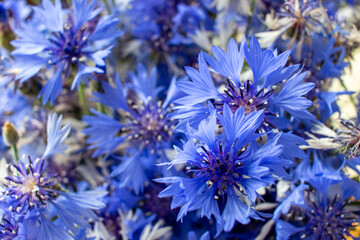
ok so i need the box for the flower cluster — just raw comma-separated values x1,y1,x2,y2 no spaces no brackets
1,0,360,239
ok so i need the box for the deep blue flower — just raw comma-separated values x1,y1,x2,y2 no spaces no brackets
11,0,122,104
288,34,349,94
157,105,293,234
173,36,315,132
122,0,208,73
125,0,210,50
83,64,177,158
272,151,360,240
83,65,178,193
0,110,106,239
170,3,212,45
1,154,107,239
275,176,360,240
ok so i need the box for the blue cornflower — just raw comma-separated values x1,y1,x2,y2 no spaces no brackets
125,0,166,41
272,151,360,240
11,0,122,104
173,36,314,132
157,105,293,234
123,0,208,72
0,111,107,239
125,0,210,51
170,3,212,45
83,65,178,193
1,155,108,239
83,64,177,158
275,177,360,240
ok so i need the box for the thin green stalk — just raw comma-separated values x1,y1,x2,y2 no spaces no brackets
97,102,106,114
11,144,19,163
78,82,90,115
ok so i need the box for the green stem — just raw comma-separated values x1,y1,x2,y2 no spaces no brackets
97,102,106,114
78,82,90,115
11,144,19,163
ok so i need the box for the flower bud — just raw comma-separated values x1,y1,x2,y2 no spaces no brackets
2,122,19,147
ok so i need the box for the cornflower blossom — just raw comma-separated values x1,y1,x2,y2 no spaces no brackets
157,106,293,234
84,64,177,158
126,0,209,52
172,36,314,133
0,155,107,240
11,0,122,104
274,161,360,240
83,64,178,193
276,183,360,240
0,113,106,239
171,3,212,45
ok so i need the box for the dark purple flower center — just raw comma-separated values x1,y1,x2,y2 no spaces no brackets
214,79,277,130
123,100,176,148
188,141,248,197
4,157,57,213
291,194,358,240
46,23,90,76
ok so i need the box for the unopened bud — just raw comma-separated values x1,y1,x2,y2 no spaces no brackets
2,122,19,146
